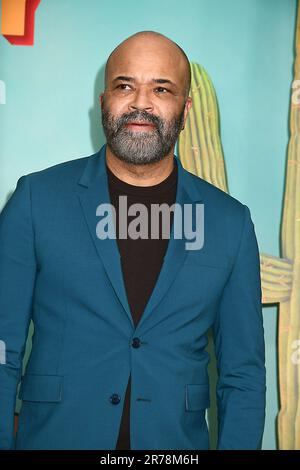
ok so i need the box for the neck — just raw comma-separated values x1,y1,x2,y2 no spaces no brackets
105,145,175,187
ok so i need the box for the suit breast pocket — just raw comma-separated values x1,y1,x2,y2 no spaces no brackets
178,259,229,307
183,251,229,270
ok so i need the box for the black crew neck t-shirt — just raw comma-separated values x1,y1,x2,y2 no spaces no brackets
106,158,178,450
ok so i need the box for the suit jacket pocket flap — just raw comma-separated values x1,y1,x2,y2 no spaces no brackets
185,383,210,411
18,374,63,402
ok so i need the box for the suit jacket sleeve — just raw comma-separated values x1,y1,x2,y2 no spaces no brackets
0,175,37,450
212,204,266,450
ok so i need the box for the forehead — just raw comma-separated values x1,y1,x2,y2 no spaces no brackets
106,40,186,86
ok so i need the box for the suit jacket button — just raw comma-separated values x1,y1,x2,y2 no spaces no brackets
110,394,120,405
132,337,141,348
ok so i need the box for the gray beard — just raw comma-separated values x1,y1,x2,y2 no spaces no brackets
101,108,185,165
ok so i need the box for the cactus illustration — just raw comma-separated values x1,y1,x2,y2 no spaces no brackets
178,25,300,448
178,63,228,192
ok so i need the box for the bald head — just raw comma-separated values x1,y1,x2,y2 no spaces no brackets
104,30,191,98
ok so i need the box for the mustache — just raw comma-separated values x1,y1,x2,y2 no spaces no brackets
116,110,162,132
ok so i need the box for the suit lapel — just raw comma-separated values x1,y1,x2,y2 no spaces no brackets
135,175,199,333
77,143,202,332
77,144,133,326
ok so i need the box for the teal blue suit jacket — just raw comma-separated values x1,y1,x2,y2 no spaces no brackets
0,143,266,450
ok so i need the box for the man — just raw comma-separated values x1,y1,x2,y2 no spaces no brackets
0,31,266,450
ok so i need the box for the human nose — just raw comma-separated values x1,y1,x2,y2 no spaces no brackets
128,87,154,113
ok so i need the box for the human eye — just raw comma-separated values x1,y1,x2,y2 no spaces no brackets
116,83,132,90
155,86,169,94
